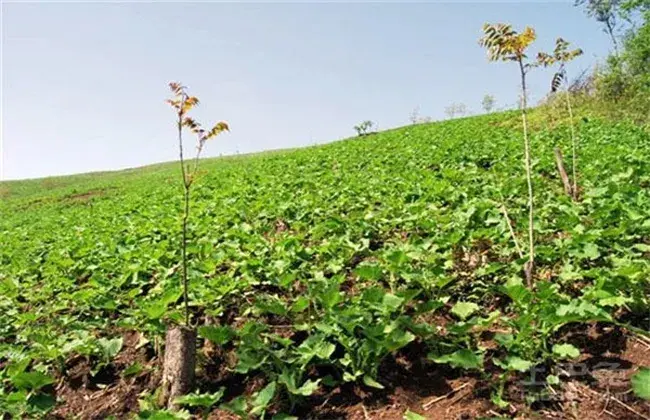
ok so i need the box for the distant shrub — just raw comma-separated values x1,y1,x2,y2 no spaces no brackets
481,95,496,113
444,103,467,119
409,107,432,125
354,120,374,136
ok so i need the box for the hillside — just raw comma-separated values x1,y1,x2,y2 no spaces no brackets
1,112,650,419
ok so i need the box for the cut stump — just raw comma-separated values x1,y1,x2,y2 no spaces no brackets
159,326,196,409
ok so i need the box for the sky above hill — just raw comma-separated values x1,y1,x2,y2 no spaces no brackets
2,1,614,180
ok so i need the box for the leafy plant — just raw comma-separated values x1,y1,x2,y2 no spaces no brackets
537,38,584,200
166,82,229,326
97,336,124,364
409,106,432,125
354,120,375,136
575,0,622,53
2,368,56,417
482,94,496,113
631,367,650,400
444,103,467,119
479,23,539,287
174,388,225,419
404,410,427,420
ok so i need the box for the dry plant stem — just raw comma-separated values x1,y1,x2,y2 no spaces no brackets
500,204,524,259
581,386,650,420
554,147,573,197
518,59,535,288
422,383,470,409
361,404,370,420
192,141,205,179
609,395,650,420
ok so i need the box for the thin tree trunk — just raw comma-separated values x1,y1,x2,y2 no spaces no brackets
178,116,190,327
554,147,573,197
518,59,535,288
605,19,619,55
182,186,190,326
160,107,197,412
563,78,579,201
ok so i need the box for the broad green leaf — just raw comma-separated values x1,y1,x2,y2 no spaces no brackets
27,393,56,412
552,343,580,359
631,368,650,400
198,325,235,346
291,296,310,313
582,243,600,260
296,334,336,361
6,357,31,377
363,375,385,389
219,396,248,417
404,410,427,420
255,296,288,316
598,296,632,307
294,379,320,396
320,283,341,309
546,375,560,385
250,381,277,415
138,409,191,420
632,243,650,252
11,371,55,390
175,388,225,408
387,250,409,266
503,284,532,305
495,356,533,372
490,392,510,409
385,329,416,352
144,302,167,320
98,337,123,361
354,264,382,281
382,293,404,311
430,349,483,370
451,302,479,320
123,362,143,377
5,390,27,404
279,369,321,396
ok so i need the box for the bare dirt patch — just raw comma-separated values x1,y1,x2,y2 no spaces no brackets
51,331,158,419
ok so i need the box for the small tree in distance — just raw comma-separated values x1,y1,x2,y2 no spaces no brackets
410,106,421,125
409,106,431,125
410,106,433,124
482,94,496,113
479,23,538,288
354,120,375,136
444,103,467,119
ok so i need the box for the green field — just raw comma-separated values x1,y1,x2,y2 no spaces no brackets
1,112,649,418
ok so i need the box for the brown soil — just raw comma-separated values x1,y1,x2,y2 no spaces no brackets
63,188,113,203
51,331,159,419
46,325,650,419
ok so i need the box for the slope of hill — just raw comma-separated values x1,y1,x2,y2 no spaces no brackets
1,112,649,418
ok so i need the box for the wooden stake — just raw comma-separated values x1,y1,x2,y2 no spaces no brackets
554,147,573,198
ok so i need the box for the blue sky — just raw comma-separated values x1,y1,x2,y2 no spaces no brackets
2,1,613,180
